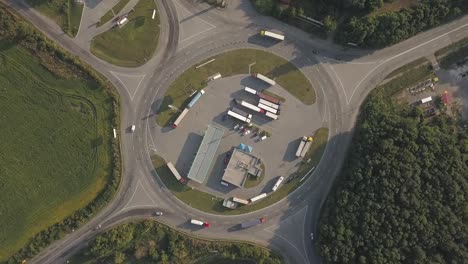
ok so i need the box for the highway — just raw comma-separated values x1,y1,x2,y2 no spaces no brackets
2,0,468,263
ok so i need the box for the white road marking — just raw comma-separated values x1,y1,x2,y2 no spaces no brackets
265,229,310,264
109,71,146,100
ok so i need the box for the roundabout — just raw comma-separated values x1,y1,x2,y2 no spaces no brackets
10,0,467,263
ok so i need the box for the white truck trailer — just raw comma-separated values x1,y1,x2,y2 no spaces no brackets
295,136,308,157
252,73,276,86
241,101,265,113
260,30,285,41
272,176,285,192
259,99,280,110
265,111,278,120
233,197,250,205
258,103,279,114
244,86,257,95
227,110,251,123
172,108,189,128
167,162,185,183
300,137,314,157
250,193,267,203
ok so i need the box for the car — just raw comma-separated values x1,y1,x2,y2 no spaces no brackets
154,211,163,216
224,152,231,164
234,124,240,129
310,233,314,240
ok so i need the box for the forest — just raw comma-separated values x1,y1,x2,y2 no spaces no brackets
251,0,468,47
317,91,468,263
73,221,282,264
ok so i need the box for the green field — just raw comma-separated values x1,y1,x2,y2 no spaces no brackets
156,49,315,126
70,220,282,263
98,0,131,26
26,0,83,37
91,0,160,67
0,41,112,260
151,128,328,215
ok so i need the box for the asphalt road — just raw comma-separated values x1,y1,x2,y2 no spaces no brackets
3,0,468,263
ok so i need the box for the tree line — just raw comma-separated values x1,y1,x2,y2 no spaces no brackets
251,0,468,47
0,5,122,263
76,221,282,264
317,91,468,263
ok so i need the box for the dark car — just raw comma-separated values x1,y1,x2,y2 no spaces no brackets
224,152,231,165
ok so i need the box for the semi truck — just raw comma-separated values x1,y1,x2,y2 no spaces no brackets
295,136,308,157
252,73,276,86
240,217,266,229
244,86,257,95
265,111,278,120
260,30,285,41
258,92,281,105
187,89,205,108
250,193,267,203
258,103,279,115
172,108,189,128
227,110,251,123
300,137,314,157
233,197,250,205
191,219,210,227
259,98,280,110
241,101,265,113
272,176,285,192
167,162,186,183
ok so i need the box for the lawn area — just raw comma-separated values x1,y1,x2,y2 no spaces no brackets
90,0,160,67
69,220,282,263
0,41,113,260
378,64,435,98
151,127,328,215
25,0,83,37
385,57,430,79
156,49,315,127
97,0,131,26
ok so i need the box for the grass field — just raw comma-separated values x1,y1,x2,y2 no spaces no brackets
91,0,160,67
97,0,131,27
435,37,468,69
385,57,430,79
70,220,281,263
26,0,83,37
0,41,112,260
151,127,328,215
156,49,315,127
378,64,434,98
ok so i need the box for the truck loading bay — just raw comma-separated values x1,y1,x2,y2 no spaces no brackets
154,74,323,199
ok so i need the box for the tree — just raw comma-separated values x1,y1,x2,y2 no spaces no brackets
323,16,337,33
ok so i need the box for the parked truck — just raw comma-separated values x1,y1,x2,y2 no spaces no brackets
240,217,266,229
187,89,205,108
300,137,314,157
172,108,189,128
260,30,285,41
241,100,265,113
227,110,251,123
252,73,276,86
258,92,281,105
295,136,308,157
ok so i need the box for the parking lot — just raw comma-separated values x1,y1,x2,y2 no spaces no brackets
153,74,323,199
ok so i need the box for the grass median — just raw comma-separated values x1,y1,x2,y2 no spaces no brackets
156,49,315,127
151,128,328,215
91,0,160,67
0,41,113,260
26,0,83,37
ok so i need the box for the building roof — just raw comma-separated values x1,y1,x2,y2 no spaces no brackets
222,148,258,187
187,125,224,184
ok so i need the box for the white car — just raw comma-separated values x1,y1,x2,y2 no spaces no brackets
131,125,136,133
310,233,314,240
154,211,163,216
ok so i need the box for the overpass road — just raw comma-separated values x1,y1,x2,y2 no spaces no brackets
3,0,468,263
